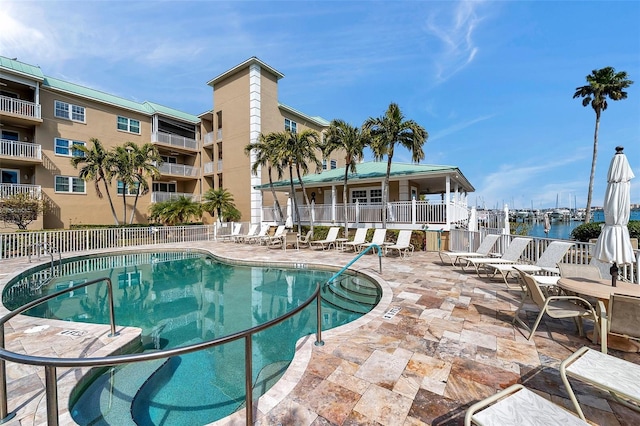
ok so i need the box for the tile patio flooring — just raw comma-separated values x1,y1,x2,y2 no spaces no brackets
1,241,639,425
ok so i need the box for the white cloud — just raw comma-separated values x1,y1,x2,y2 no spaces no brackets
429,114,495,142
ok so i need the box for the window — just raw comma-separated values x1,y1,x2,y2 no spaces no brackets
350,188,383,204
160,155,177,164
2,130,19,141
152,182,177,193
117,116,141,134
330,160,337,170
117,181,139,195
370,189,383,203
1,169,19,184
55,176,85,193
284,118,297,133
322,159,327,170
55,138,85,157
54,100,85,123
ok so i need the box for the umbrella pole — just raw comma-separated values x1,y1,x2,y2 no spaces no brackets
610,262,618,287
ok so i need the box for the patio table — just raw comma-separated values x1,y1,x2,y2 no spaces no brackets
558,277,640,352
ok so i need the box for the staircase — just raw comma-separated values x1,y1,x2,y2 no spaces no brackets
321,276,380,314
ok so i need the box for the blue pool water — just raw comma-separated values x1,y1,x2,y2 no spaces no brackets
4,251,380,425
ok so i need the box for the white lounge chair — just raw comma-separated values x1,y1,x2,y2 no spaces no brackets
309,227,340,250
438,234,501,266
596,294,640,354
244,224,270,244
384,230,414,259
487,241,574,289
220,223,242,242
465,383,589,426
561,346,640,421
358,228,388,254
343,228,369,252
460,237,532,277
263,225,286,246
235,224,258,243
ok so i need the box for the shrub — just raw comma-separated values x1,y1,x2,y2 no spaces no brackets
571,220,639,242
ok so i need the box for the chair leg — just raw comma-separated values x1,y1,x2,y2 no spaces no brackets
527,311,546,340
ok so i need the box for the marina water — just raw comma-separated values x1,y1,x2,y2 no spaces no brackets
526,210,640,240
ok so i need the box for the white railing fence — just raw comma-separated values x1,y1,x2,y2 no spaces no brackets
152,131,198,151
0,139,42,160
158,163,199,177
151,192,201,203
0,95,41,119
204,161,214,174
0,184,42,200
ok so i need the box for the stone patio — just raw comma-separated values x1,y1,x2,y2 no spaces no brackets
1,241,639,425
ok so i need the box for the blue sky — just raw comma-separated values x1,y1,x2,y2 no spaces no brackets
2,1,638,210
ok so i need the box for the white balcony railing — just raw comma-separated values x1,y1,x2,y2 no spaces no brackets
152,131,198,151
0,139,42,161
151,192,201,203
158,163,199,178
204,132,215,146
0,183,41,200
204,161,214,174
217,160,223,172
0,95,41,119
216,128,222,141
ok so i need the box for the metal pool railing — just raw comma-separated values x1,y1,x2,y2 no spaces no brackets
0,278,324,426
326,243,383,285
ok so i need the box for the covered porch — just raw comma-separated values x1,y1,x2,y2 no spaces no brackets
256,161,475,230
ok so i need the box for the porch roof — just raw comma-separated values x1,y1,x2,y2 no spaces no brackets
255,161,475,194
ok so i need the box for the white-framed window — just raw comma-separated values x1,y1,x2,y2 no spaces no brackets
350,187,383,204
117,116,141,134
330,159,337,170
152,182,177,192
1,130,19,141
1,168,19,184
284,118,297,133
160,155,177,164
55,176,85,194
117,181,140,196
55,138,85,157
54,100,85,123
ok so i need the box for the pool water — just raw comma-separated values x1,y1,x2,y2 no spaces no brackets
4,251,380,425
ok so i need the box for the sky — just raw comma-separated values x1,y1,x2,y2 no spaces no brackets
1,0,639,211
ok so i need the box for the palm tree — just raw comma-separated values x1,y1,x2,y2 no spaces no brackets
323,119,369,235
111,145,135,224
203,188,237,223
363,103,428,227
148,196,202,225
71,138,119,225
574,67,634,223
244,133,286,223
123,142,162,224
282,129,323,234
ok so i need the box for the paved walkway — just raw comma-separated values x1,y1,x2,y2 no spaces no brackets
1,242,639,425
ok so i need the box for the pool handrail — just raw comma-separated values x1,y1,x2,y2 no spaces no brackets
326,243,383,286
0,277,323,426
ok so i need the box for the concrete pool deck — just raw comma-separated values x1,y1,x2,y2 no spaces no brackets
1,242,640,425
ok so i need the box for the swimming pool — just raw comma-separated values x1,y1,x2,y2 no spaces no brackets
3,250,381,425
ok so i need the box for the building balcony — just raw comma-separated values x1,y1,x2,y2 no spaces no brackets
216,128,222,141
0,139,42,165
151,192,201,203
203,161,215,176
203,131,215,147
0,95,42,126
0,183,41,200
157,163,199,180
151,131,198,153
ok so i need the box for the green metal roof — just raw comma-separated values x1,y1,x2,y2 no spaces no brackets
279,103,330,127
143,101,200,124
0,56,45,81
255,161,471,189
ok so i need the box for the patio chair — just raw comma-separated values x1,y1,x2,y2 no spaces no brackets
297,230,313,248
343,228,369,252
438,233,501,266
263,225,286,246
384,230,414,259
358,228,388,254
244,224,270,244
596,294,640,354
309,227,340,250
558,263,603,280
465,383,589,426
460,237,532,277
487,241,574,289
220,223,242,242
234,224,259,243
512,268,599,341
560,346,640,421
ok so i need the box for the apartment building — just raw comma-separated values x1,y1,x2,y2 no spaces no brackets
0,56,338,230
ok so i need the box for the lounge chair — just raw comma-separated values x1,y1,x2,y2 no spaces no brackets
465,383,589,426
244,224,270,244
512,268,598,341
487,241,574,289
343,228,369,252
234,224,258,243
297,230,313,248
263,225,286,246
358,228,388,254
309,227,340,250
596,294,640,354
560,346,640,421
438,234,501,266
220,223,242,242
460,237,532,277
384,230,414,259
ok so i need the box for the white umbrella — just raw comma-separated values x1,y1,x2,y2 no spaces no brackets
543,213,551,235
285,195,293,229
593,146,636,286
468,207,477,232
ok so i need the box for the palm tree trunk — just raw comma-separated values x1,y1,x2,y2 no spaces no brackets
101,179,120,225
343,166,350,237
296,164,314,235
382,154,393,228
130,191,140,224
122,193,127,226
268,167,284,223
585,111,601,224
288,163,301,234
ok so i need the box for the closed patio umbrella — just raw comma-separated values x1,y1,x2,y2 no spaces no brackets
543,213,551,235
593,146,636,287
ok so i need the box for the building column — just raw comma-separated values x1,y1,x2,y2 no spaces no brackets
249,64,262,225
